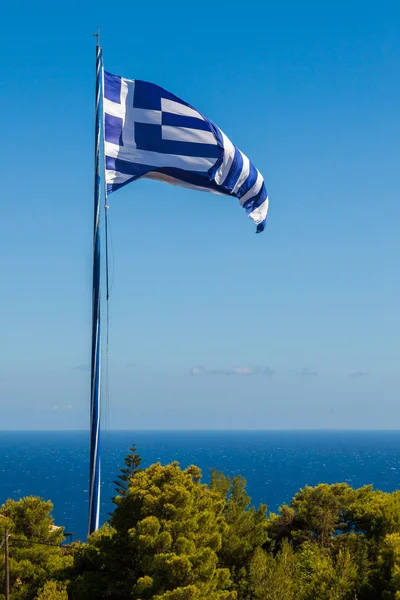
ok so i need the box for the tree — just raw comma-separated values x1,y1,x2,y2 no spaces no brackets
35,581,69,600
113,443,142,499
70,461,236,600
346,488,400,542
268,483,357,548
297,542,358,600
375,533,400,600
249,542,298,600
0,497,72,600
210,470,268,598
289,483,357,546
265,484,377,600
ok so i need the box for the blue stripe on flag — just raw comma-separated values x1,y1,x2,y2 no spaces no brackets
207,124,225,180
106,156,152,179
104,113,123,146
107,179,134,194
257,219,267,233
134,80,193,111
222,147,244,193
237,162,258,198
154,166,221,191
104,71,121,104
242,182,267,215
161,112,210,131
106,165,220,195
135,123,220,158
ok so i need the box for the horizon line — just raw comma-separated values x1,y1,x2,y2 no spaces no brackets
1,429,400,433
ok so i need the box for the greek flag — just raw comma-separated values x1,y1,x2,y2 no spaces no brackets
103,71,269,232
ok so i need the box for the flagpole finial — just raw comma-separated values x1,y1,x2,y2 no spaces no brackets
93,27,100,46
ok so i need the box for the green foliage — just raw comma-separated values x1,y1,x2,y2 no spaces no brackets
346,488,400,541
69,462,236,600
34,581,69,600
296,542,358,600
249,541,359,600
210,470,268,598
0,497,72,600
376,533,400,599
113,442,142,499
249,542,298,600
6,444,400,600
268,483,357,547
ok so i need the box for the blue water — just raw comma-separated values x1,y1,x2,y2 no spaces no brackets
1,430,400,541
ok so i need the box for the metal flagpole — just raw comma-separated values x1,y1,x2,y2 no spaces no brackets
88,30,102,535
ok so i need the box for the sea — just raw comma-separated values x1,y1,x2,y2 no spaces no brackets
1,430,400,541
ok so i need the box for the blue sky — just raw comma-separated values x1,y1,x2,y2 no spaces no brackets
1,0,399,429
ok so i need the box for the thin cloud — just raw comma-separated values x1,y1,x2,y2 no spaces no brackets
299,367,318,377
190,366,274,377
348,371,370,378
262,366,275,376
51,404,73,412
232,366,257,375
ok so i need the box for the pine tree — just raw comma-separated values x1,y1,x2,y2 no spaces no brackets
113,443,142,499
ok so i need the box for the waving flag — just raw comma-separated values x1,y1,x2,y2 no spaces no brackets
103,71,269,232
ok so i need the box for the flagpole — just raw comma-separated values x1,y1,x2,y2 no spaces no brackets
88,31,102,536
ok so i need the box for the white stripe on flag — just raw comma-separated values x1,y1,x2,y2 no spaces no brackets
161,98,204,120
162,126,217,145
132,108,162,124
232,152,250,194
214,130,236,186
106,170,133,185
239,170,263,205
248,196,269,224
103,97,125,119
105,141,218,172
121,79,135,149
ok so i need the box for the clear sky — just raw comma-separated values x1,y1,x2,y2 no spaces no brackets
1,0,399,430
